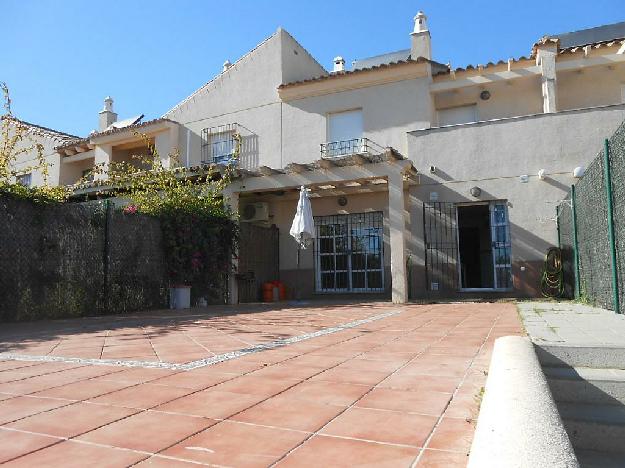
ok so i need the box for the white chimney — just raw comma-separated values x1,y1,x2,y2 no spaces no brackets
410,11,431,60
223,60,232,72
333,56,346,73
98,96,117,131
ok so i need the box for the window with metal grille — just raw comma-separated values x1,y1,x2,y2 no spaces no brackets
16,173,31,187
314,211,384,293
201,123,238,165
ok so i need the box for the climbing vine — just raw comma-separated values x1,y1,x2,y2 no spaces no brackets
0,82,69,202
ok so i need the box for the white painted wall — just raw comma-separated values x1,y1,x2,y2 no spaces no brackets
407,104,625,295
281,76,434,163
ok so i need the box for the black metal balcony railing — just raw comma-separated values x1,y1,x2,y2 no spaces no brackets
320,137,384,159
201,123,239,165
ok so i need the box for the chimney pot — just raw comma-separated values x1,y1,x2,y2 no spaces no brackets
223,60,232,72
98,96,117,131
333,56,346,73
410,10,431,60
413,11,428,34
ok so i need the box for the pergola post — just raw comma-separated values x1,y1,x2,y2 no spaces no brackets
225,190,240,305
93,144,113,181
388,170,408,303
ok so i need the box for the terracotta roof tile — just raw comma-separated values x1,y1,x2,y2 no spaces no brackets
55,117,175,150
279,57,448,89
1,116,80,142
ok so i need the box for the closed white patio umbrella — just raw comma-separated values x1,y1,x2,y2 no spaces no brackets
290,186,314,300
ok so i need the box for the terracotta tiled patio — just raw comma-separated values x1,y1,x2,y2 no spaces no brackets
0,302,522,467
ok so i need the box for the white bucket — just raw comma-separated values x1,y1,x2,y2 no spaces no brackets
169,286,191,309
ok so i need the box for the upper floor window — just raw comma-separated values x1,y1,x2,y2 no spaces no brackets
438,104,477,126
328,109,363,143
16,173,32,187
325,109,363,157
201,123,238,165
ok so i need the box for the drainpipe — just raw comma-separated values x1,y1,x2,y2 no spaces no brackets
603,139,620,313
571,185,581,299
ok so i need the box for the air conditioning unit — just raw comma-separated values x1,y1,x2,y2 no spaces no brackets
241,202,269,223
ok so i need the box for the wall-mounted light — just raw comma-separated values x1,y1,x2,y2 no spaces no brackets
573,166,585,178
429,165,436,174
537,169,546,180
519,175,529,183
480,90,491,100
470,186,481,197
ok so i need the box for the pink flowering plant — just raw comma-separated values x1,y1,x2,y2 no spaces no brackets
93,132,239,301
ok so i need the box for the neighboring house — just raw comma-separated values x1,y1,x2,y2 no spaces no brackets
6,12,625,304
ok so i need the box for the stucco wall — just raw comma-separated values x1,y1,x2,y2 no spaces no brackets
434,76,543,123
407,104,625,297
281,77,433,164
9,135,62,187
557,63,625,111
167,29,327,171
59,156,94,186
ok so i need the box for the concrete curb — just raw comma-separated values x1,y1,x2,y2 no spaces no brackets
467,336,579,468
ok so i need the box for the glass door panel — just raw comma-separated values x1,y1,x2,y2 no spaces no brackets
315,212,383,293
490,202,512,290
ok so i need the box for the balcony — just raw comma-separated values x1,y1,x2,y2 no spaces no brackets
201,123,239,166
320,137,385,159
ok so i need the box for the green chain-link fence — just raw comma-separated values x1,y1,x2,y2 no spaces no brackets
558,120,625,312
0,196,174,321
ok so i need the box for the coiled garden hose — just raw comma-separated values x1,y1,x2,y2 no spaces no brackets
540,247,563,298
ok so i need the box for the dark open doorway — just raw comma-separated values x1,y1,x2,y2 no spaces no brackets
457,204,494,289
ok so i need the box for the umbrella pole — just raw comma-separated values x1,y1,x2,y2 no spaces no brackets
296,244,301,301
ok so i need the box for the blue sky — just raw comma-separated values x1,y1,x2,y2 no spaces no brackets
2,0,623,136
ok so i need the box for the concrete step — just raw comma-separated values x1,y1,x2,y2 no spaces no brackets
557,402,625,454
534,344,625,369
544,366,625,405
575,449,625,468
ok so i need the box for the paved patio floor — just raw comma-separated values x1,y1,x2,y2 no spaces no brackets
0,302,522,467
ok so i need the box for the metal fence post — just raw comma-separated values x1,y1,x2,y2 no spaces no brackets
571,185,581,299
103,200,112,314
604,139,620,314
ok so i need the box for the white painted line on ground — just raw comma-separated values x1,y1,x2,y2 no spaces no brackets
0,310,400,372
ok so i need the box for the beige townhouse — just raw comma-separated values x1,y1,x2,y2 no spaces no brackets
7,12,625,304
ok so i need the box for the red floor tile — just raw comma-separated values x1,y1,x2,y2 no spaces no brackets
6,402,137,438
213,375,301,397
5,440,147,467
416,448,469,467
427,417,475,453
321,406,437,447
161,420,309,467
77,410,215,452
355,387,452,416
231,394,345,432
312,367,391,386
0,428,60,463
0,396,69,425
378,373,462,394
155,389,265,419
148,370,233,390
88,383,193,409
281,380,370,407
277,435,420,468
32,378,134,401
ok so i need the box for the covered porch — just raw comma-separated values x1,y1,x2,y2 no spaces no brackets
223,150,418,304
